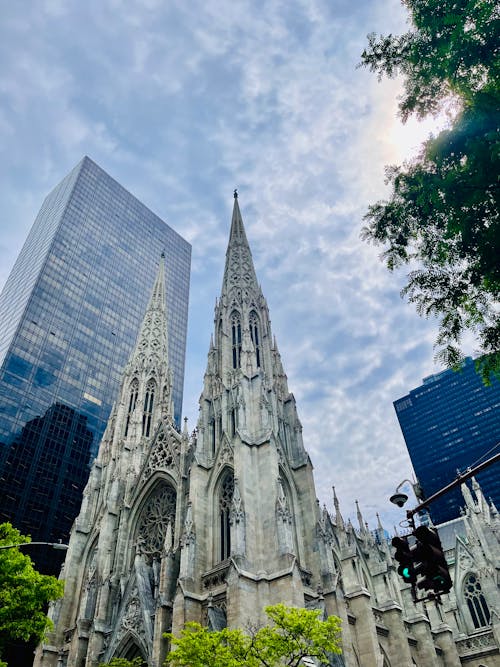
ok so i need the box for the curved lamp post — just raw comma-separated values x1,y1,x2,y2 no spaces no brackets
0,541,69,551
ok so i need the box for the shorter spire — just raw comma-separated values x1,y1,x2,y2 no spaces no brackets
355,499,366,534
332,486,345,531
126,252,169,371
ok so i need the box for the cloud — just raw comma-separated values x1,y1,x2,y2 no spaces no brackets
0,0,468,533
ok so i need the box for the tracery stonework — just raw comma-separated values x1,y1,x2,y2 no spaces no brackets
142,427,180,481
136,485,176,559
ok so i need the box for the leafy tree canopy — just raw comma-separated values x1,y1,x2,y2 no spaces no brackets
360,0,499,379
98,658,145,667
0,523,64,663
165,603,342,667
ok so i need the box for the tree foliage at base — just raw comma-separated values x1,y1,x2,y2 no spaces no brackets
0,523,64,664
360,0,499,380
98,658,145,667
165,603,342,667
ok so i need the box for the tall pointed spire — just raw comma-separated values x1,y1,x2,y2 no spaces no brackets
221,193,260,303
126,252,170,374
118,252,174,435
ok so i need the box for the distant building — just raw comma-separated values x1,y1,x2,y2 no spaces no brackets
394,358,500,524
0,156,190,573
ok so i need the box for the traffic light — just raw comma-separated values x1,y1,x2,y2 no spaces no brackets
413,526,452,595
392,536,416,585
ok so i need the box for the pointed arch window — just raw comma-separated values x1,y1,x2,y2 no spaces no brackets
464,573,491,628
249,311,261,368
142,379,156,437
231,312,242,369
219,472,234,561
136,484,176,562
124,379,139,437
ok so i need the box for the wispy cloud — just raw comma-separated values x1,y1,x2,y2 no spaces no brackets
0,0,464,530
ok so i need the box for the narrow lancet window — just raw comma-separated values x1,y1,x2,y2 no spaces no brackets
142,379,156,437
464,573,491,628
230,407,237,437
210,418,216,455
124,379,139,437
249,311,261,368
219,473,234,561
231,312,242,369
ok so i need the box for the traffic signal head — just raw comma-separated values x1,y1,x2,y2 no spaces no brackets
392,536,416,585
413,526,452,594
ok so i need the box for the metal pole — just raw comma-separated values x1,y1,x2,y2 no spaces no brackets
407,450,500,519
0,541,69,550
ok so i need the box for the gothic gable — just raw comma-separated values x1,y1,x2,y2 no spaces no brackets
454,535,476,586
213,433,234,473
104,579,150,663
139,420,182,484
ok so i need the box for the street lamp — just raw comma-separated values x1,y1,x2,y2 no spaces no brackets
389,478,423,508
0,541,69,551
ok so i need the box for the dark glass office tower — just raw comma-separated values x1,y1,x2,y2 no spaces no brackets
394,358,500,524
0,156,190,572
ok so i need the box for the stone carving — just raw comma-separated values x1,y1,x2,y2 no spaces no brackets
122,596,142,632
142,426,180,481
217,439,234,471
230,477,244,524
276,477,294,554
181,502,195,547
230,477,246,556
179,503,196,579
457,629,496,654
136,485,176,560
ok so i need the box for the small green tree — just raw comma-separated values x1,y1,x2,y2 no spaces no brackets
98,658,145,667
0,523,64,665
165,603,342,667
360,0,499,380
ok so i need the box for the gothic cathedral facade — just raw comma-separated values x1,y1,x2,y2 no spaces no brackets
35,197,500,667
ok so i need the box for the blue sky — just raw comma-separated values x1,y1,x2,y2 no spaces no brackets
0,0,464,530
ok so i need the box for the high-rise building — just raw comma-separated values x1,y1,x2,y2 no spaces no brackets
394,358,500,524
0,156,190,572
35,197,500,667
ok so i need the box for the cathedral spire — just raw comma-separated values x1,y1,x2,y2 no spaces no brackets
355,499,367,535
118,252,175,440
332,486,345,531
221,194,260,302
127,252,170,374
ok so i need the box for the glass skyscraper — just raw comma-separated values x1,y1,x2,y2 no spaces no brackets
0,156,190,572
394,358,500,524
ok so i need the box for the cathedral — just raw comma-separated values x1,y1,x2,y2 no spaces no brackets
34,196,500,666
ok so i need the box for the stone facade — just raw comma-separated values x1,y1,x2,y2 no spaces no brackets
34,198,500,667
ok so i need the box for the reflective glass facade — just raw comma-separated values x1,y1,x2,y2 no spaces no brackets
0,157,190,572
394,358,500,524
